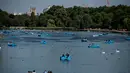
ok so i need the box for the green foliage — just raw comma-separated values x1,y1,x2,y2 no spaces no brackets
0,5,130,30
47,19,56,27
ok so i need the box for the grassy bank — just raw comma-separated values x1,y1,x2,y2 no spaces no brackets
0,27,130,34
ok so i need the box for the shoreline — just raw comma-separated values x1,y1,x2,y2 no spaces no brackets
79,29,130,33
0,27,130,33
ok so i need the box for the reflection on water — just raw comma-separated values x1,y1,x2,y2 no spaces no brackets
0,30,130,73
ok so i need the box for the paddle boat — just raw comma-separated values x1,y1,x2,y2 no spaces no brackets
8,42,16,47
103,33,108,35
3,31,10,34
98,34,103,36
88,43,100,48
105,40,114,44
38,34,41,37
81,39,87,42
41,40,46,44
60,54,71,61
92,34,99,37
126,37,130,41
64,32,74,36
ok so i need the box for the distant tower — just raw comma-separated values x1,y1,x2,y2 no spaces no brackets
106,0,110,6
82,4,88,8
30,7,36,15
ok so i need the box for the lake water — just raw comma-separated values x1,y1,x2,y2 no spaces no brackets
0,30,130,73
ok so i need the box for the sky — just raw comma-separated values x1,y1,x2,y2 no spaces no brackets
0,0,129,13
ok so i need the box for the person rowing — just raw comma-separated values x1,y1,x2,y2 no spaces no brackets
60,54,65,60
66,53,69,58
62,54,65,57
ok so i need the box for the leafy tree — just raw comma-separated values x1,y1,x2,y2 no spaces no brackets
47,19,56,27
0,5,130,30
123,18,130,30
9,14,15,19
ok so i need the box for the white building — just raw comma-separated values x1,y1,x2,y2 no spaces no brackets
13,12,23,15
13,12,17,15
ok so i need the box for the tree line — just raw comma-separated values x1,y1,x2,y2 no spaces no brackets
0,4,130,30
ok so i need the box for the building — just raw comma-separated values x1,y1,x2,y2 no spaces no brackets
26,7,37,16
13,12,22,15
30,7,36,15
13,12,17,15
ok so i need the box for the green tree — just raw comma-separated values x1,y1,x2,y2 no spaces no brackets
82,14,92,28
123,18,130,30
47,19,56,27
30,12,36,27
9,14,15,19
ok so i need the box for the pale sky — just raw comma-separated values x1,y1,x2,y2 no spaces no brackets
0,0,129,13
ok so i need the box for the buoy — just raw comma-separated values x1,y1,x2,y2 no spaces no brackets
0,47,1,50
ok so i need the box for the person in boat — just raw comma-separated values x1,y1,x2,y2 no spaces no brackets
43,70,47,73
66,53,69,57
60,54,65,60
48,71,52,73
92,43,94,45
62,54,65,57
32,70,36,73
38,34,41,37
28,71,32,73
8,42,13,45
9,41,12,43
50,71,52,73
